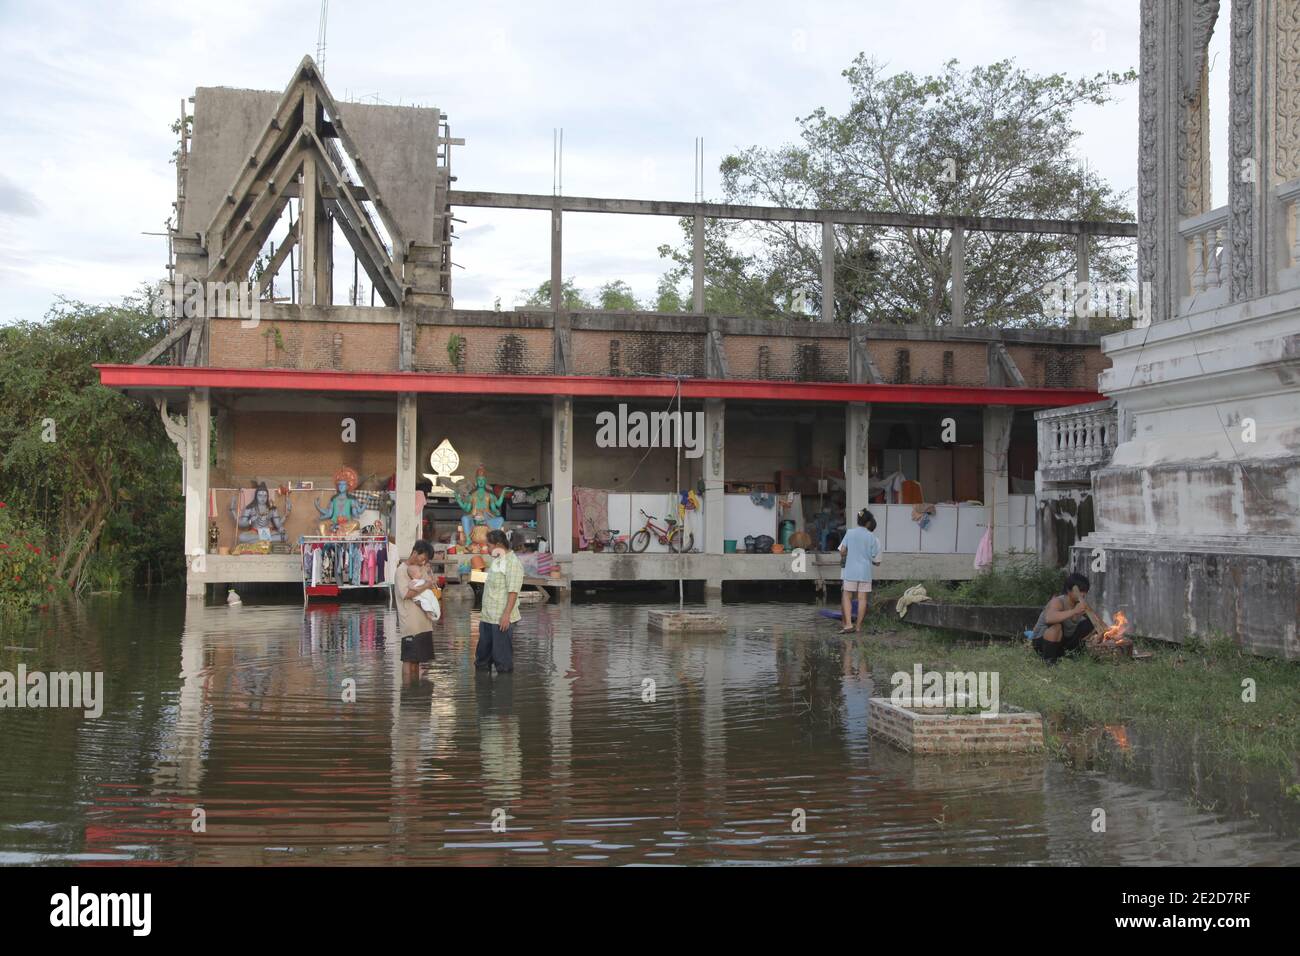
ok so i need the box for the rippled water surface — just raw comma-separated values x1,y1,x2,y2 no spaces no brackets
1,591,1296,865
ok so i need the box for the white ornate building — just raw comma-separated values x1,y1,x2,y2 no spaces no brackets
1074,0,1300,659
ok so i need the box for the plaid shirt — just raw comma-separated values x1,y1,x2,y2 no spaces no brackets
481,550,524,625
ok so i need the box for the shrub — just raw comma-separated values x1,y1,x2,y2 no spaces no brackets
0,503,60,611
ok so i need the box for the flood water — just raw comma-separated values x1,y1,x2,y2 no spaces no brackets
1,591,1297,866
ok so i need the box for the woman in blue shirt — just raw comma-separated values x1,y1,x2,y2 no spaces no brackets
838,508,882,634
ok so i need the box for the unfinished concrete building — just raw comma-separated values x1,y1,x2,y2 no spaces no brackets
98,57,1127,606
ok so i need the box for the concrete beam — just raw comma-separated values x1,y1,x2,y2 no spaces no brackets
395,392,418,556
184,388,211,597
551,395,574,559
950,225,966,327
570,550,980,583
1075,233,1091,331
704,398,725,554
822,220,835,321
550,202,563,312
448,190,1139,237
982,405,1014,553
846,401,872,519
693,213,705,311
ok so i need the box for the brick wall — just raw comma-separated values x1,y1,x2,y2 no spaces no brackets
573,330,708,377
414,325,554,375
209,318,400,371
222,410,395,483
1006,344,1107,389
869,340,987,386
723,336,849,382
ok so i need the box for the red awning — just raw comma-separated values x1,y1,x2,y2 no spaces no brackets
95,364,1103,407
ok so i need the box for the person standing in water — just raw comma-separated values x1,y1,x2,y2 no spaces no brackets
396,539,440,682
476,529,523,673
838,508,882,634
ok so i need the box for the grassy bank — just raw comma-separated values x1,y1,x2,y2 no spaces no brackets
852,609,1300,798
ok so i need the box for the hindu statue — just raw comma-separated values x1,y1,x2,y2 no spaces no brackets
314,467,362,536
455,465,511,542
232,481,289,543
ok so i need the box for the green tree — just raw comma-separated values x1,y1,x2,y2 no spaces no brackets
0,294,185,594
519,278,593,310
664,57,1137,326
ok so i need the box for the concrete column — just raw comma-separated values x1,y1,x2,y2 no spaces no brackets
394,393,419,557
551,395,574,560
550,202,563,312
845,402,872,519
184,388,211,597
299,154,318,306
950,225,966,327
1075,233,1090,330
703,399,725,555
821,219,835,322
692,214,705,312
982,405,1014,553
314,197,333,307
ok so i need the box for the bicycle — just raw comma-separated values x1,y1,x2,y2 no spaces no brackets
630,509,694,553
590,528,629,554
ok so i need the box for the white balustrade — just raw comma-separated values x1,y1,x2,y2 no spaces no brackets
1178,206,1230,313
1035,400,1118,480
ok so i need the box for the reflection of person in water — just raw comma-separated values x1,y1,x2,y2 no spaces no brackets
476,661,521,807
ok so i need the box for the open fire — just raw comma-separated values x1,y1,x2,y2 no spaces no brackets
1100,610,1131,644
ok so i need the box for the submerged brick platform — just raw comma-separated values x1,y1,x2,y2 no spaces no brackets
868,697,1044,753
647,610,728,632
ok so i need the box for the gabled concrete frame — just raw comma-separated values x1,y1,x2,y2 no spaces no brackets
202,58,405,304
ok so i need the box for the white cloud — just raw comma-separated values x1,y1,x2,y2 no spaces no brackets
0,0,1140,321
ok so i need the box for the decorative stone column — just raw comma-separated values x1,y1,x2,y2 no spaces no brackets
1137,0,1220,324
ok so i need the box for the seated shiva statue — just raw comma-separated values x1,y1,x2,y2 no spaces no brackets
456,465,511,542
233,481,289,543
314,467,362,537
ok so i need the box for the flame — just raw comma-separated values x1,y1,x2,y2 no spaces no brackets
1101,610,1130,643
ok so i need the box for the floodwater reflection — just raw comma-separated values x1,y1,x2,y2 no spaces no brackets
0,592,1296,865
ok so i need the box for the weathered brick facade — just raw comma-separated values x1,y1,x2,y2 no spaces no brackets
204,307,1111,390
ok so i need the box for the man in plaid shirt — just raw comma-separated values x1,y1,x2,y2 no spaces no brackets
477,529,523,672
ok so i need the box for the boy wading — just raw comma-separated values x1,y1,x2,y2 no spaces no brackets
477,530,523,673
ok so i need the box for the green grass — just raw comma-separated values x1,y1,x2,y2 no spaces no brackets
873,556,1064,608
853,613,1300,797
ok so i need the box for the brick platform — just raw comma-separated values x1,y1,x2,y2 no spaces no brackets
868,697,1044,753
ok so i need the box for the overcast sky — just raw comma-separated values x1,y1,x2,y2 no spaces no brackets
0,0,1234,323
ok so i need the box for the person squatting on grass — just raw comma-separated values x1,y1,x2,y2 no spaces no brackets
838,508,882,634
1030,572,1096,663
476,529,523,673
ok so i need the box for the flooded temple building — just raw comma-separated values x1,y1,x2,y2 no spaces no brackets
98,58,1123,609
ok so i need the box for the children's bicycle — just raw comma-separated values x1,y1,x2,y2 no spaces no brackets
590,528,629,553
630,509,694,553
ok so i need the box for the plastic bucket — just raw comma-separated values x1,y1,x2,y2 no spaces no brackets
723,540,738,553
